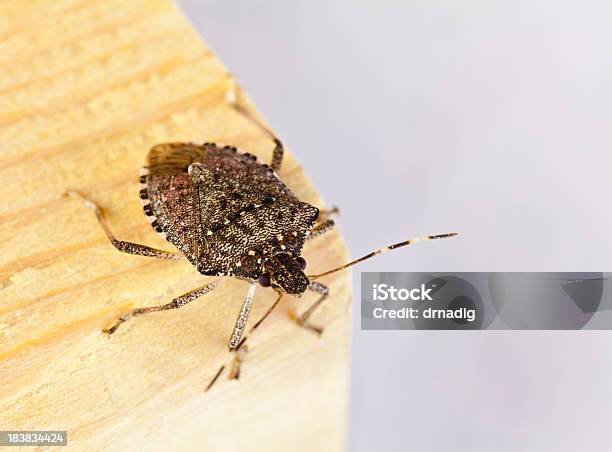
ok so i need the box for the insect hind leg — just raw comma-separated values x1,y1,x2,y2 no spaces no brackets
63,190,181,261
225,76,284,172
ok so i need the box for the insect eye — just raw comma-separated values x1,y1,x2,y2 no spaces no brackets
258,273,271,287
295,257,307,270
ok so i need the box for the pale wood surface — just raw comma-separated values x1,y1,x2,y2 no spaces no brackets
0,1,351,450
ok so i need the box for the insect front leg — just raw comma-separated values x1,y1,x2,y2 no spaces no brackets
205,292,284,392
296,281,330,334
228,344,249,380
204,342,249,392
103,279,223,335
64,190,181,260
225,77,284,171
228,283,257,350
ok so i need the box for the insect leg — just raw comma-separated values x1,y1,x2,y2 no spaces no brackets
228,345,248,380
318,206,340,220
205,292,284,392
307,206,340,241
226,78,284,171
296,281,330,334
307,219,335,242
228,283,257,350
64,190,181,260
103,279,223,335
270,138,284,172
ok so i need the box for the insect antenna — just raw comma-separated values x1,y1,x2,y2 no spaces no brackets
307,233,458,280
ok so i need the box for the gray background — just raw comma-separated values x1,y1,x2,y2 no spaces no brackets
179,2,612,451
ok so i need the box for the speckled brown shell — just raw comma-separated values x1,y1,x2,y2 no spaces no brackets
139,142,319,279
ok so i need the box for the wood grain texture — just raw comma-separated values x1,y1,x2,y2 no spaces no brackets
0,1,351,450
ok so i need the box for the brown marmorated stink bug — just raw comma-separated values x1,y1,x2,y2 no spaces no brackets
65,81,457,389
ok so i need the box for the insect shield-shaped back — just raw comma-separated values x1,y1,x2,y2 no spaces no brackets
142,142,319,281
259,253,309,295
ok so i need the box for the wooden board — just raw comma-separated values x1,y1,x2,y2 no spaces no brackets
0,1,351,450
